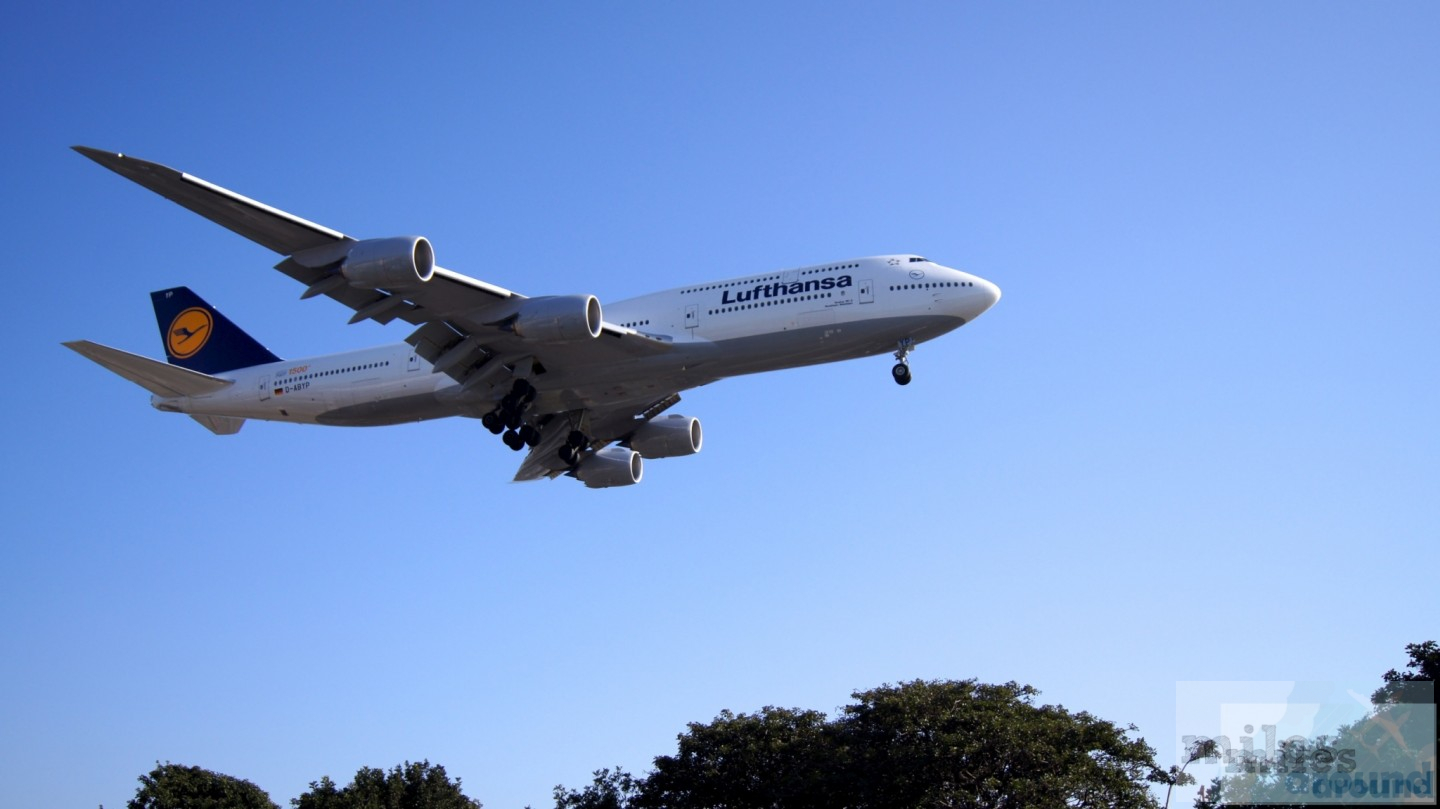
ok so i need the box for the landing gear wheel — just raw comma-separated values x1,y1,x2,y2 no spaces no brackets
502,430,525,451
481,411,504,434
567,430,588,448
558,445,578,465
504,409,523,430
891,338,915,386
519,424,541,447
510,378,537,404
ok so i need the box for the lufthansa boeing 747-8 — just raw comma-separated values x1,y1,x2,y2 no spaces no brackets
64,147,1000,487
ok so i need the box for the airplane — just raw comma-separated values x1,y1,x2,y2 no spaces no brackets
64,146,1001,487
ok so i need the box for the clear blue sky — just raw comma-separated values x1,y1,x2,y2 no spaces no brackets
2,3,1436,807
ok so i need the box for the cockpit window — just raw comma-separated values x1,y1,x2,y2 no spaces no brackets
909,257,928,263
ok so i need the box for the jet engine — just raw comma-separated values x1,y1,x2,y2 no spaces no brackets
574,446,643,488
511,295,603,341
629,415,703,458
341,236,435,289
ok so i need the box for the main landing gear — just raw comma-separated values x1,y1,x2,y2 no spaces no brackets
482,379,540,452
892,338,914,386
557,430,588,466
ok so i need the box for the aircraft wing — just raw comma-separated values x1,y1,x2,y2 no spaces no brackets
73,146,346,255
74,147,673,395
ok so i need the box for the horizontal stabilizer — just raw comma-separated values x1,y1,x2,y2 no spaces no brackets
63,340,233,397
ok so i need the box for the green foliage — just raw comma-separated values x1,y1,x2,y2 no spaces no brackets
291,761,481,809
552,768,640,809
837,680,1162,809
1157,739,1218,809
1373,640,1439,705
127,762,279,809
558,679,1165,809
638,706,837,809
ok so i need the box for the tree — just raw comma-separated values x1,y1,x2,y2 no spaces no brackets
1374,640,1439,705
292,760,481,809
553,768,641,809
127,762,279,809
837,680,1162,809
637,706,837,809
1155,738,1217,808
555,679,1166,809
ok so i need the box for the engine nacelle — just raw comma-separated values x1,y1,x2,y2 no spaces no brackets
341,236,435,290
630,415,703,459
574,446,643,488
512,295,603,341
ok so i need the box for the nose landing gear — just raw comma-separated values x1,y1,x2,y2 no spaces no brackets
892,338,914,386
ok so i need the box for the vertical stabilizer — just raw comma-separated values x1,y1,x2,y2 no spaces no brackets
150,287,282,373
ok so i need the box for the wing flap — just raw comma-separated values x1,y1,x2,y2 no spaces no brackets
273,258,513,328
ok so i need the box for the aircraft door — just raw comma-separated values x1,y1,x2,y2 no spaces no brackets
859,279,874,304
685,304,699,329
259,375,271,401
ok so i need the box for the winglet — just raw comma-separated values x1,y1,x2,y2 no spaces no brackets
72,145,129,169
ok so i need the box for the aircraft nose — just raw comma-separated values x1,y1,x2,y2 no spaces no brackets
964,275,1001,321
976,277,1001,312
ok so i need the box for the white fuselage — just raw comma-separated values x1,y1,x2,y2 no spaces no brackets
153,255,1000,426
